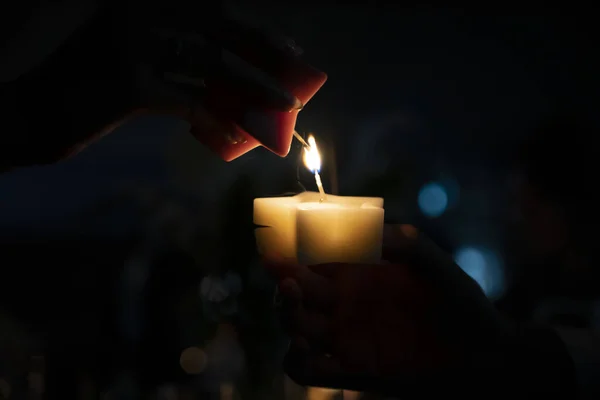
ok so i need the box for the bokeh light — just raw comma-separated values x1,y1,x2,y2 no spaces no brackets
179,347,208,375
454,246,505,299
418,182,448,218
440,175,460,208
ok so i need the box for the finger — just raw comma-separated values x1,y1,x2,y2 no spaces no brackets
264,263,333,311
263,259,300,281
290,335,310,352
144,31,301,128
202,5,326,116
136,60,239,137
283,305,332,348
255,240,297,265
383,223,447,269
291,268,333,311
138,64,247,148
383,224,483,294
307,262,343,279
204,4,303,73
279,278,302,302
284,339,343,389
207,49,303,112
149,13,304,113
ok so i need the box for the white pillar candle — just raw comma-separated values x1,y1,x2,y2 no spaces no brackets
254,192,382,400
296,201,384,265
254,192,384,264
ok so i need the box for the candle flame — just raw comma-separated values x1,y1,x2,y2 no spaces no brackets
303,135,321,173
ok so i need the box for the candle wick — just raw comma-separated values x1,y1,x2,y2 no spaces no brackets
314,172,326,202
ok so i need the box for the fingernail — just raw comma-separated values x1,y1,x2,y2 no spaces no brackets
285,93,304,111
270,88,304,112
273,91,303,112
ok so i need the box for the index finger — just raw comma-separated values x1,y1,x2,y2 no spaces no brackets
262,256,300,280
208,49,304,112
203,5,327,103
383,224,484,294
205,3,303,67
264,261,333,311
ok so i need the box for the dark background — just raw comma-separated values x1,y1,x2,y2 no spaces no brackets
0,4,598,398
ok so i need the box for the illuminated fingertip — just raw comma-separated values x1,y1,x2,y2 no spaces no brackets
399,224,419,239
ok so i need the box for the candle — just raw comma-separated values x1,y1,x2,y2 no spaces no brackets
254,134,384,265
254,191,384,264
254,194,383,400
296,198,384,265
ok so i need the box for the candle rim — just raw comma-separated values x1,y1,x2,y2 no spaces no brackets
297,201,382,211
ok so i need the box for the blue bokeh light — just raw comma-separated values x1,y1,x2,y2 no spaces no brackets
418,182,448,218
454,246,505,300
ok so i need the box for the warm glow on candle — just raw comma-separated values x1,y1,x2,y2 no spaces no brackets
303,135,321,173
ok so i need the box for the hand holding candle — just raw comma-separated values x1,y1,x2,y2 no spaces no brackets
261,141,556,398
254,134,384,399
268,220,528,398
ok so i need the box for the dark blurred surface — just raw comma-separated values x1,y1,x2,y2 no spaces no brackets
1,4,599,399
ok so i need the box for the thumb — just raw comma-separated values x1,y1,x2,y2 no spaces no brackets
383,224,444,268
383,224,484,295
262,255,302,280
